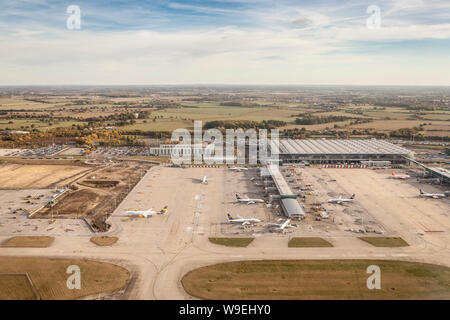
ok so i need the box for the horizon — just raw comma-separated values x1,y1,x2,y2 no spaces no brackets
1,0,450,86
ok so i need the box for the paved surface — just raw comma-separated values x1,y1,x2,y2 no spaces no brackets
0,166,449,299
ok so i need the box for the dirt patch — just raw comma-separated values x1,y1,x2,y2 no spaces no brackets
1,236,54,248
79,180,119,188
90,236,119,246
0,163,91,189
34,161,152,232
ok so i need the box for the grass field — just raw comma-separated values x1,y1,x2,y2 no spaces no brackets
208,237,254,247
0,164,90,189
182,260,450,300
288,237,333,247
359,237,409,247
2,236,54,248
0,257,130,300
0,274,39,300
90,236,119,246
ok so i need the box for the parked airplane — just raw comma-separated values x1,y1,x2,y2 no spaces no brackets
126,208,157,218
126,205,168,218
235,194,265,204
419,189,445,199
267,219,296,232
226,213,261,225
196,176,208,184
229,167,248,172
391,172,410,180
327,194,356,204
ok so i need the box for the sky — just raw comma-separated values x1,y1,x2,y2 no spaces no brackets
0,0,449,86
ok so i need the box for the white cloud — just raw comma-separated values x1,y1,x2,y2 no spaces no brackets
0,0,449,85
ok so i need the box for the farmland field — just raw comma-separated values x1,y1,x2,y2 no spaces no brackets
0,164,91,189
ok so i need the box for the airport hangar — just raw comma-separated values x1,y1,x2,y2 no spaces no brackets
270,139,414,164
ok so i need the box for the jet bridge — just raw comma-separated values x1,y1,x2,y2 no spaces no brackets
266,165,306,218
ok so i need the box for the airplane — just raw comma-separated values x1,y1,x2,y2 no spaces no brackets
126,205,168,218
235,194,265,204
419,189,445,199
391,172,410,180
196,176,208,184
226,213,261,225
267,219,297,232
327,194,356,204
228,167,248,172
125,208,157,218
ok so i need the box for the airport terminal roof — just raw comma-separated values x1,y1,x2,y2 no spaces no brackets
280,198,306,218
426,167,450,183
267,164,295,197
273,139,412,155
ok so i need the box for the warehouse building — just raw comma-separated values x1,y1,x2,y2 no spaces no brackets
270,139,413,164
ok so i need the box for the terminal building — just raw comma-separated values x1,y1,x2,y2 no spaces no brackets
264,165,306,219
270,139,413,164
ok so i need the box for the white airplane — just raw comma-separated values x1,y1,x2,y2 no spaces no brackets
229,167,248,172
235,194,265,204
419,189,445,199
226,213,261,225
267,219,296,232
126,208,157,218
327,194,356,204
391,172,410,180
196,176,208,184
125,205,168,218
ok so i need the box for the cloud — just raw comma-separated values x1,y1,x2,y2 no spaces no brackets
0,0,449,85
291,18,312,25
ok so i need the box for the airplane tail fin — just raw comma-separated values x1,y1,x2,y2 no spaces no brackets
392,172,395,176
227,213,233,220
420,189,424,194
351,194,356,199
235,194,241,200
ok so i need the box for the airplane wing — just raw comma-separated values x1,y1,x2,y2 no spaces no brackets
237,214,243,219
